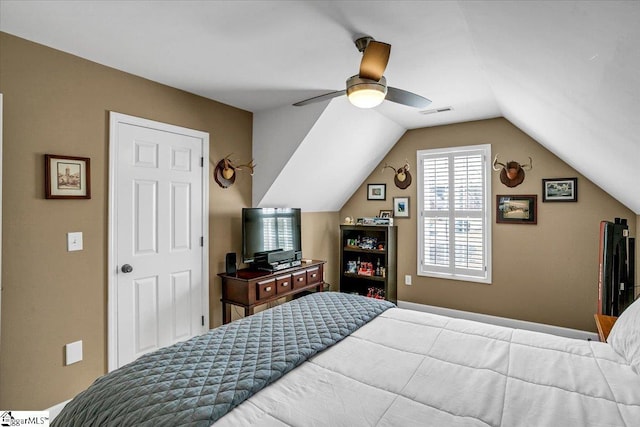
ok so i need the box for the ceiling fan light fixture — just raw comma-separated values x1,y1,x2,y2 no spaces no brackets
346,75,387,108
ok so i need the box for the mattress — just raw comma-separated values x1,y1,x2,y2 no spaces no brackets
217,307,640,426
51,292,393,426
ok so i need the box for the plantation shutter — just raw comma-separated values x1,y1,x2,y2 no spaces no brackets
276,216,294,250
418,145,491,283
262,209,296,252
262,216,277,251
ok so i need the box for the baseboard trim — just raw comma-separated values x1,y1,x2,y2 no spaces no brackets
397,300,599,341
46,399,71,421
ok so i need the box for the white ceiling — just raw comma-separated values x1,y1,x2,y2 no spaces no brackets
1,1,639,213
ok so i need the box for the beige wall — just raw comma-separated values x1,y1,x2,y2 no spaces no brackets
301,212,340,290
0,33,253,409
341,118,636,332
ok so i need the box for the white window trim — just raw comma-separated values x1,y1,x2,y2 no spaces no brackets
416,144,492,284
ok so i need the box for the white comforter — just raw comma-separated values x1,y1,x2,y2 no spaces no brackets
216,308,640,426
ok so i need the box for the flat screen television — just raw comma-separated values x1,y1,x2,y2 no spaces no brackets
242,208,302,264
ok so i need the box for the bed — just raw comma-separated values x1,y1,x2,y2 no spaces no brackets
52,292,640,426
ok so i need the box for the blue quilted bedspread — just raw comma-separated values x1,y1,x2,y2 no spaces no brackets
52,292,394,426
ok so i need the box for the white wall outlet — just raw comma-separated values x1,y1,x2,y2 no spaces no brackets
405,274,412,285
67,232,83,251
65,340,83,365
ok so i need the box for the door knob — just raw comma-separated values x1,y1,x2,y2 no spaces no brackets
121,264,133,273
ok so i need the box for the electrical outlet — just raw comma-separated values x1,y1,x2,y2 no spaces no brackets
65,340,83,365
405,275,412,285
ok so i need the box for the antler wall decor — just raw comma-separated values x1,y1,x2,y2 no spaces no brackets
382,160,412,189
213,154,256,189
492,154,533,188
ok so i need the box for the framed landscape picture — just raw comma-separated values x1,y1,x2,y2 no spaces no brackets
542,178,577,202
367,183,386,200
496,195,537,224
45,154,91,199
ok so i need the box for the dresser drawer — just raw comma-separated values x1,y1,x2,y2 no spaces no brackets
256,278,276,300
292,271,307,289
276,274,292,294
306,266,322,284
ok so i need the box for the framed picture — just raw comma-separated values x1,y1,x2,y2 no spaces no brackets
542,178,578,202
393,197,410,218
496,195,536,224
379,210,392,218
367,183,386,200
45,154,91,199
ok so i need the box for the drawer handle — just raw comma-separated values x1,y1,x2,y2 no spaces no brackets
297,277,304,282
282,282,289,287
311,273,317,278
265,286,272,292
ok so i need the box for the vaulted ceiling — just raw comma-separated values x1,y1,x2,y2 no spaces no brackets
1,1,639,213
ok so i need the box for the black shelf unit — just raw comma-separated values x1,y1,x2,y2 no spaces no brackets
339,225,397,304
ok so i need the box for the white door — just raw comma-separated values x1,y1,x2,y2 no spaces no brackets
108,112,209,370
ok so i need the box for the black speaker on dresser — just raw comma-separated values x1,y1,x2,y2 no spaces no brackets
225,252,237,275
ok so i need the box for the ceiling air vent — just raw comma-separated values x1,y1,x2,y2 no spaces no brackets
419,106,453,115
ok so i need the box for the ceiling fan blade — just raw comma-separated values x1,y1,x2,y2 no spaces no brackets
293,90,346,107
386,87,432,109
359,41,391,81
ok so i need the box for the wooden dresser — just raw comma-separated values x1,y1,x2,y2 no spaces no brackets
218,260,325,324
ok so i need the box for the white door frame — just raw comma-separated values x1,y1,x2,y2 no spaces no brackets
107,112,209,372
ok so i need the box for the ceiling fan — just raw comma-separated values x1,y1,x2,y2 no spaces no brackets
293,36,432,109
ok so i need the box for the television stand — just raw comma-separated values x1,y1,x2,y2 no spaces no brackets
218,260,325,324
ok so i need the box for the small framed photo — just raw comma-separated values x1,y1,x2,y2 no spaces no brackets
393,197,410,218
542,178,577,202
367,183,386,200
45,154,91,199
379,210,392,218
496,195,537,224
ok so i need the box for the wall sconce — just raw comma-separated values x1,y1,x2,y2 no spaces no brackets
213,154,256,189
492,154,532,187
382,160,412,189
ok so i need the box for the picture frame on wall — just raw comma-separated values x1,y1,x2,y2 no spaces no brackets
45,154,91,199
393,197,410,218
496,195,537,224
367,183,386,200
542,178,578,202
379,210,392,218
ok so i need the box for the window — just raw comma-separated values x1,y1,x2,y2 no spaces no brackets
417,144,492,284
260,209,296,252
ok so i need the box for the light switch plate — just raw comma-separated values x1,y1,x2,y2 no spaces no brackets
67,232,83,251
65,340,83,365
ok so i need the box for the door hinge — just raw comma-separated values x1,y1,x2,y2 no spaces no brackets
200,236,204,247
200,157,204,167
201,315,205,326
